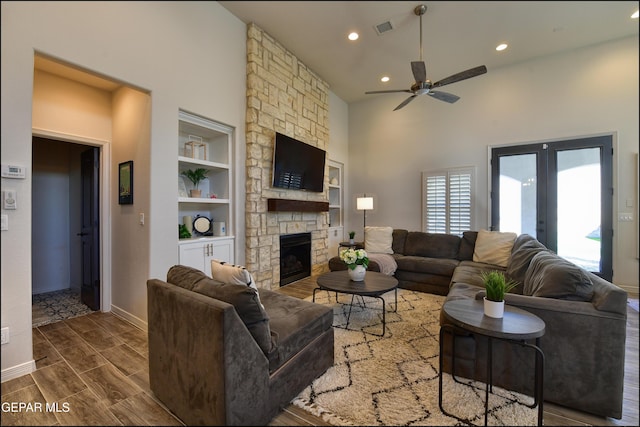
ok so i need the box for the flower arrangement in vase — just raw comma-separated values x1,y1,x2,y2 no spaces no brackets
481,270,518,318
340,248,369,281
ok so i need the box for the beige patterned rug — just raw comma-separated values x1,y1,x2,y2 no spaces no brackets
295,288,537,426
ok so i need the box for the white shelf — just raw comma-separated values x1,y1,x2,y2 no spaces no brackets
178,197,230,204
328,159,343,229
178,110,235,269
178,156,229,170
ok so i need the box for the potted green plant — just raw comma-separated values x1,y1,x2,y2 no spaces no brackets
481,270,518,318
348,230,355,244
181,168,209,197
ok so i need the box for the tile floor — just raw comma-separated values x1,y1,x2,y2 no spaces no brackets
1,311,182,426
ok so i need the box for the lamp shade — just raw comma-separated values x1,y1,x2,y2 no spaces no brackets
356,196,374,211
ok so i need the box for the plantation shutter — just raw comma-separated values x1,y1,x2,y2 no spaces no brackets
425,175,447,233
422,167,475,236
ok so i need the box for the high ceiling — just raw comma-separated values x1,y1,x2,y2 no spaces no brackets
220,1,639,104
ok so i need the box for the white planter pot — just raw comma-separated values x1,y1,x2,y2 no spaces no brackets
483,297,505,318
348,265,366,282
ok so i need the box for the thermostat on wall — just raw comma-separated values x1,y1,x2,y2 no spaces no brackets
1,164,26,179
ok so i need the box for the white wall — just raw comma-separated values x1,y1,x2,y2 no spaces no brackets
1,1,247,378
348,36,639,291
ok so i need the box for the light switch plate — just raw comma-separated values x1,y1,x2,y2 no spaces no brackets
0,214,7,231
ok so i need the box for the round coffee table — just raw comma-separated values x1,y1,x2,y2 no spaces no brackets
314,270,398,336
439,299,545,426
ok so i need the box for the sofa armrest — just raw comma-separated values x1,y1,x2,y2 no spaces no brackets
502,292,626,320
147,279,270,425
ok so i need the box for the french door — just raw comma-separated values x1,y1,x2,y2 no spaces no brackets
491,135,613,281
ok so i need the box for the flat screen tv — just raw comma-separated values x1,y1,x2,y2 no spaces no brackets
272,132,325,192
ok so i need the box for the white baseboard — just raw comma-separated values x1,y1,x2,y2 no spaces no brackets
110,304,148,332
1,360,36,383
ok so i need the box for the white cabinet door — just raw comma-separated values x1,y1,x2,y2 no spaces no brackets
179,241,207,273
206,238,234,266
179,238,235,276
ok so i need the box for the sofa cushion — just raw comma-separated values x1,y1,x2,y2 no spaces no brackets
404,232,460,259
473,229,517,267
523,252,594,301
506,234,549,285
167,265,273,353
396,256,459,276
364,226,394,253
450,262,504,289
391,229,409,254
458,231,478,261
258,289,333,372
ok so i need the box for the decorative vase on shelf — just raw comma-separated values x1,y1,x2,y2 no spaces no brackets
190,189,202,198
348,265,366,282
483,297,504,318
349,238,355,244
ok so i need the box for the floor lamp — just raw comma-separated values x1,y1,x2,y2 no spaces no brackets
356,194,374,235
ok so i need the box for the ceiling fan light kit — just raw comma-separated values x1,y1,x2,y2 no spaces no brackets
365,4,487,110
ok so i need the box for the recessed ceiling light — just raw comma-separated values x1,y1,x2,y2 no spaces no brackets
348,32,359,41
632,10,639,19
496,43,508,51
381,76,390,82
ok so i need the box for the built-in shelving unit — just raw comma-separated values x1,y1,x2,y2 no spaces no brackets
328,160,344,258
178,110,235,272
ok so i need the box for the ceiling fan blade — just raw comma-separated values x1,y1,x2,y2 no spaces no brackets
411,61,426,83
432,65,487,88
365,89,412,94
428,90,460,103
393,95,418,111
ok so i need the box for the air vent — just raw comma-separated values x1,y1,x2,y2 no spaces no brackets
374,20,394,35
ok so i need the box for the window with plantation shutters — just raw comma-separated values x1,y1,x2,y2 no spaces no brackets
422,167,475,236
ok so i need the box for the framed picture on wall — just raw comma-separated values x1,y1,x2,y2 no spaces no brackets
119,160,133,205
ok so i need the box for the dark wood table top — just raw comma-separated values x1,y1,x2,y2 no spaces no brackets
316,270,398,297
442,299,545,340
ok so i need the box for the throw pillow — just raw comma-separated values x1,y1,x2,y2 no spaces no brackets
167,265,273,353
472,229,517,267
364,226,394,254
523,251,594,301
506,235,549,285
211,259,263,309
211,259,257,289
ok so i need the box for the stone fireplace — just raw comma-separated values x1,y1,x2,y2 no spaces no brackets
244,23,330,289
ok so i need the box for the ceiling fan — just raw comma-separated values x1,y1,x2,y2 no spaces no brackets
365,4,487,111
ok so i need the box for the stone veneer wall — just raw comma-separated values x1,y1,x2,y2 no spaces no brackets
245,23,330,289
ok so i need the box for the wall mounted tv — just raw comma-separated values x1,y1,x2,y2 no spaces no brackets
272,132,326,192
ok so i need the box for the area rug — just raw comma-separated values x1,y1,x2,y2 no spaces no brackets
32,288,94,328
294,288,537,426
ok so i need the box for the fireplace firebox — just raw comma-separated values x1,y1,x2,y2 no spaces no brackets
280,233,311,286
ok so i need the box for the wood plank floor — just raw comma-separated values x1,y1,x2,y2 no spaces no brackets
2,276,637,426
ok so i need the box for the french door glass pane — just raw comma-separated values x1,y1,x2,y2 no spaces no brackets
556,148,601,271
499,154,537,236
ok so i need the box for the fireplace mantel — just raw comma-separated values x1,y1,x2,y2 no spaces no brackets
267,198,329,213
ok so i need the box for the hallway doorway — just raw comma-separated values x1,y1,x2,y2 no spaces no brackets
31,137,100,324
